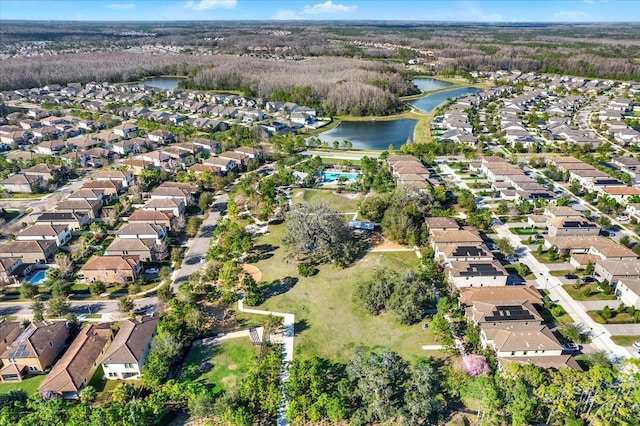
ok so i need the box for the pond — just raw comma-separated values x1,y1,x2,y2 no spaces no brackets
143,77,184,90
314,119,418,150
413,77,454,92
408,86,482,113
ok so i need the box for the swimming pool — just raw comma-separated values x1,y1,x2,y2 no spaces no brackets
28,270,47,285
321,172,359,183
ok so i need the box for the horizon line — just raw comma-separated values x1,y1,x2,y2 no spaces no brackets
1,19,638,24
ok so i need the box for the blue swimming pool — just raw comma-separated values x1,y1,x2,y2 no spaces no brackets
321,172,358,183
28,270,47,285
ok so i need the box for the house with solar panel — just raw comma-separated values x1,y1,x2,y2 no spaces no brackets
0,321,69,382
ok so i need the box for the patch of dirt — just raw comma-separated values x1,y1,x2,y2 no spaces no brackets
367,232,409,250
241,263,262,282
227,364,237,370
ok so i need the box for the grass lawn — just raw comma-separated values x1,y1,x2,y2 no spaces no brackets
0,374,45,395
588,311,638,324
291,188,362,213
531,252,568,264
321,158,361,166
562,284,617,301
549,270,572,277
180,339,258,394
610,335,640,346
88,365,140,403
251,224,438,363
510,227,544,235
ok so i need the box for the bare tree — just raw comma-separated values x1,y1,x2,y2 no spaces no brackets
101,208,118,228
54,253,74,279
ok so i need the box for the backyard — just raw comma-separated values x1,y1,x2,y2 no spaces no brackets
291,188,362,213
250,223,439,363
179,338,257,395
0,375,44,395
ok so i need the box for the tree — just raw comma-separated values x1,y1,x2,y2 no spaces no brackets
47,296,70,317
198,191,214,212
461,354,490,377
118,296,134,313
283,201,362,267
19,282,38,299
101,208,118,228
185,216,202,237
90,281,106,297
157,284,174,303
54,253,74,279
402,359,444,425
496,200,509,215
467,208,491,231
495,238,514,257
30,300,45,321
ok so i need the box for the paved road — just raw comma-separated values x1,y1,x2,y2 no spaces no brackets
171,192,228,290
0,297,157,321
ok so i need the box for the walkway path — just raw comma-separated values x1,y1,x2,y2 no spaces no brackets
237,297,295,426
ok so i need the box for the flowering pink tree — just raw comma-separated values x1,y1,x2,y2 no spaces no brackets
461,354,490,377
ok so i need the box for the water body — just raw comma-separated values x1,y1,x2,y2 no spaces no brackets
315,119,418,150
413,77,454,92
143,77,184,90
409,86,482,113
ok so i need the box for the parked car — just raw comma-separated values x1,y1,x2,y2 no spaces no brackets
633,341,640,350
582,276,597,283
144,268,159,274
565,273,578,280
561,343,581,353
616,215,629,222
505,256,519,263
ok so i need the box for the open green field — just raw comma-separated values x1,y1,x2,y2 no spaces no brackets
180,339,257,394
0,374,45,395
291,188,362,213
251,223,438,363
562,284,617,301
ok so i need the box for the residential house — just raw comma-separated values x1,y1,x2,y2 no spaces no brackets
0,240,59,263
0,321,22,354
202,156,237,173
601,186,640,205
104,238,161,262
425,217,460,234
82,179,123,198
0,174,43,193
614,278,640,308
33,139,66,155
546,217,600,237
0,257,33,285
218,151,250,168
37,323,113,399
111,138,143,156
142,198,185,216
0,321,69,382
136,151,174,169
147,130,175,144
121,158,155,174
594,259,640,284
101,316,159,380
150,186,194,206
36,211,91,231
430,229,484,254
113,123,139,139
16,224,72,247
21,164,62,182
115,223,166,242
234,146,264,161
67,189,105,205
77,255,142,284
445,260,509,289
95,170,134,188
55,199,102,219
127,210,173,230
543,206,583,218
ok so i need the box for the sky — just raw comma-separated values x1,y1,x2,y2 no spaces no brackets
1,0,638,22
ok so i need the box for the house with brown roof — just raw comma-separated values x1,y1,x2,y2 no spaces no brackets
142,198,185,216
147,129,175,144
121,157,155,174
95,170,134,188
0,321,22,355
115,223,166,242
202,156,237,172
55,199,102,219
430,229,484,256
0,321,69,382
0,257,34,285
234,146,264,160
67,188,106,204
127,210,173,229
38,323,113,399
0,240,59,263
594,259,640,284
104,238,158,262
101,316,159,380
601,186,640,204
543,206,583,218
82,179,123,197
218,151,250,168
77,255,142,284
21,163,62,181
113,122,139,138
424,217,460,234
0,174,43,193
150,186,194,206
458,285,542,307
16,224,72,247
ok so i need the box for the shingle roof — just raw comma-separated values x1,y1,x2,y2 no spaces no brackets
80,255,140,272
0,321,68,360
101,317,158,365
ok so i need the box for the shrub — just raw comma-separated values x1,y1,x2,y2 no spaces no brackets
582,288,592,298
461,354,490,377
220,291,238,304
600,305,613,320
550,304,566,318
244,291,263,307
297,263,318,277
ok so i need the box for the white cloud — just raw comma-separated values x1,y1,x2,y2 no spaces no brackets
105,3,136,10
271,9,304,20
185,0,237,11
550,10,591,21
301,1,356,15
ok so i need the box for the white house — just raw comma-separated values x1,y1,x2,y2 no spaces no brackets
614,278,640,308
16,224,72,247
101,317,158,380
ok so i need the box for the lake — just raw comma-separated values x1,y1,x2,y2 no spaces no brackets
314,119,417,150
143,77,184,90
409,86,482,113
413,77,454,92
